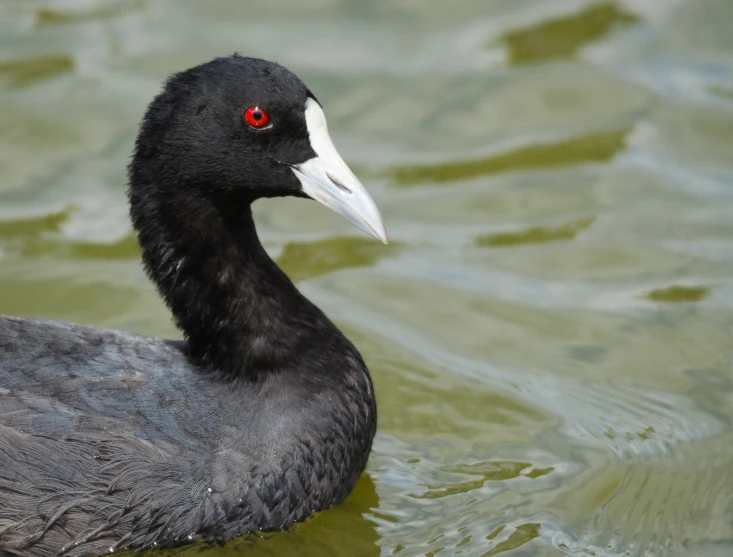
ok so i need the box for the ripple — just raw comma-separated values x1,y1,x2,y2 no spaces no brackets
412,461,554,500
277,236,400,283
0,54,74,89
0,208,70,239
34,0,147,27
573,438,733,555
483,522,541,555
314,274,728,458
0,209,139,260
387,127,631,186
498,2,639,67
476,216,595,248
2,0,733,555
645,284,709,303
710,84,733,101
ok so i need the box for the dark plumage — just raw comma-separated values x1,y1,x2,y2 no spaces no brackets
0,55,384,556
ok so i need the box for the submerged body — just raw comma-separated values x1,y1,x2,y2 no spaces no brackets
0,55,385,556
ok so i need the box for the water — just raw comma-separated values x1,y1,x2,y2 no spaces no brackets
1,0,733,555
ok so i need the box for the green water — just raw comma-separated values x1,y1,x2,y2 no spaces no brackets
2,0,733,555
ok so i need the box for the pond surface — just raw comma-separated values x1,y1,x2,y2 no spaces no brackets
2,0,733,555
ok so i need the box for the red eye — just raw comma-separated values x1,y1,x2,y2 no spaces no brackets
244,106,270,128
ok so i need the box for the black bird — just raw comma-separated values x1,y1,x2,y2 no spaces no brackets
0,55,387,556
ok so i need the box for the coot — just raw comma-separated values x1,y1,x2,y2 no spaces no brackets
0,55,386,556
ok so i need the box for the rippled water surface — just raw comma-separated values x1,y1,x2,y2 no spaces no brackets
2,0,733,555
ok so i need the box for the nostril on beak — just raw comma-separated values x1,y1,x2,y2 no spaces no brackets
327,172,352,193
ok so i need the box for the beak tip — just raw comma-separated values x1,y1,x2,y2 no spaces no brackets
372,225,388,245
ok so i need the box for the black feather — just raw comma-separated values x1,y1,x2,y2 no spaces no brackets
0,54,377,556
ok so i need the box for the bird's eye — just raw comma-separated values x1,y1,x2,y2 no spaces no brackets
244,106,270,129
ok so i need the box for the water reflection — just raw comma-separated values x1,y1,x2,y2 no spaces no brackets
0,55,74,89
277,236,399,283
499,3,639,66
0,210,139,259
159,474,380,557
1,0,733,555
412,461,554,500
484,523,541,556
388,127,630,186
646,285,709,303
476,217,595,248
34,0,147,27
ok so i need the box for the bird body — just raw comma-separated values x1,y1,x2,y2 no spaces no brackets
0,55,385,556
0,316,374,555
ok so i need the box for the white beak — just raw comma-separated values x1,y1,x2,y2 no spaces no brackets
291,98,388,244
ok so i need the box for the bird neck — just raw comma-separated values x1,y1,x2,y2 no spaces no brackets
130,185,331,379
